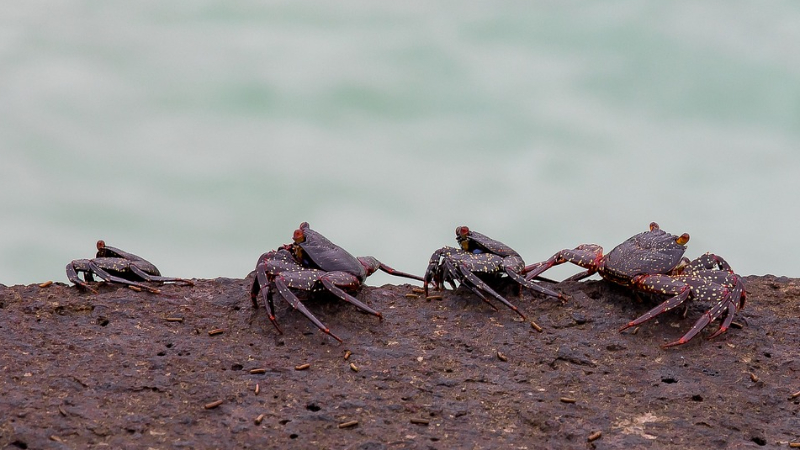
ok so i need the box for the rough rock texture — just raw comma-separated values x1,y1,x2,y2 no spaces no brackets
1,275,798,449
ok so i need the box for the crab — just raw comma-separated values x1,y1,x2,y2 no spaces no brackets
423,226,566,320
250,222,424,341
66,240,194,294
521,222,746,347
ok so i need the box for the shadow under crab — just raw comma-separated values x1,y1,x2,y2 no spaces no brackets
522,222,746,347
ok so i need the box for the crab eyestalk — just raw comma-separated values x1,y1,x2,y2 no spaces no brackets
456,226,471,251
293,228,305,244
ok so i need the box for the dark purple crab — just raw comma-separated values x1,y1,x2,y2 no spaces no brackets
66,240,194,294
521,222,746,347
250,246,382,342
250,222,424,341
424,226,566,320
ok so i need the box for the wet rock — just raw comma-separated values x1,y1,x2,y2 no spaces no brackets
0,276,798,448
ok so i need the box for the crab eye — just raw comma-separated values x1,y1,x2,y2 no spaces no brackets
96,240,106,250
293,229,305,243
456,226,470,237
676,233,690,245
649,222,659,231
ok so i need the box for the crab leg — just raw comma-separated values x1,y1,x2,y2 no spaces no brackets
504,267,566,301
563,270,596,282
274,276,343,342
128,265,194,286
377,263,425,282
445,260,498,312
704,298,738,340
456,263,526,320
705,280,744,339
663,276,746,347
423,248,455,297
435,257,499,311
662,291,731,348
319,273,383,319
251,261,281,334
521,244,604,281
66,261,99,294
685,252,732,272
619,274,693,332
87,261,163,293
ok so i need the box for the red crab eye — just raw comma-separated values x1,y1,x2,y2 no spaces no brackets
456,226,470,237
293,229,305,243
676,233,690,245
96,240,106,250
649,222,659,231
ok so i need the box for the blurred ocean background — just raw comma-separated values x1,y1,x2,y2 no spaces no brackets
2,2,799,288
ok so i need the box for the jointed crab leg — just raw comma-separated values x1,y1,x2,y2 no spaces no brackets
423,247,456,297
660,275,746,347
521,244,604,281
127,265,194,285
618,274,693,332
456,263,526,319
428,251,526,319
686,252,732,272
704,284,744,340
318,274,383,319
274,276,343,342
376,263,425,282
438,258,498,311
251,261,280,333
615,268,746,347
504,268,565,300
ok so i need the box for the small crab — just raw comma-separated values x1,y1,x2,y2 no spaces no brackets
424,226,565,320
66,240,193,294
250,222,424,341
521,222,746,347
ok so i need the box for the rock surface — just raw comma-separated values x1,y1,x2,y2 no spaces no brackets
1,275,798,449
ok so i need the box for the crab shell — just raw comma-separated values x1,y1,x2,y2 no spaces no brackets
455,226,521,258
292,222,368,281
600,223,690,285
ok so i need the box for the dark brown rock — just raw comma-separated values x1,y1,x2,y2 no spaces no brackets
1,275,798,448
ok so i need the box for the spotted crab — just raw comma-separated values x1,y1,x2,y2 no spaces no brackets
66,240,193,294
424,226,566,320
250,222,424,341
521,222,746,347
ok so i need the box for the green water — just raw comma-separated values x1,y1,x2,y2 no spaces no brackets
2,2,799,286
